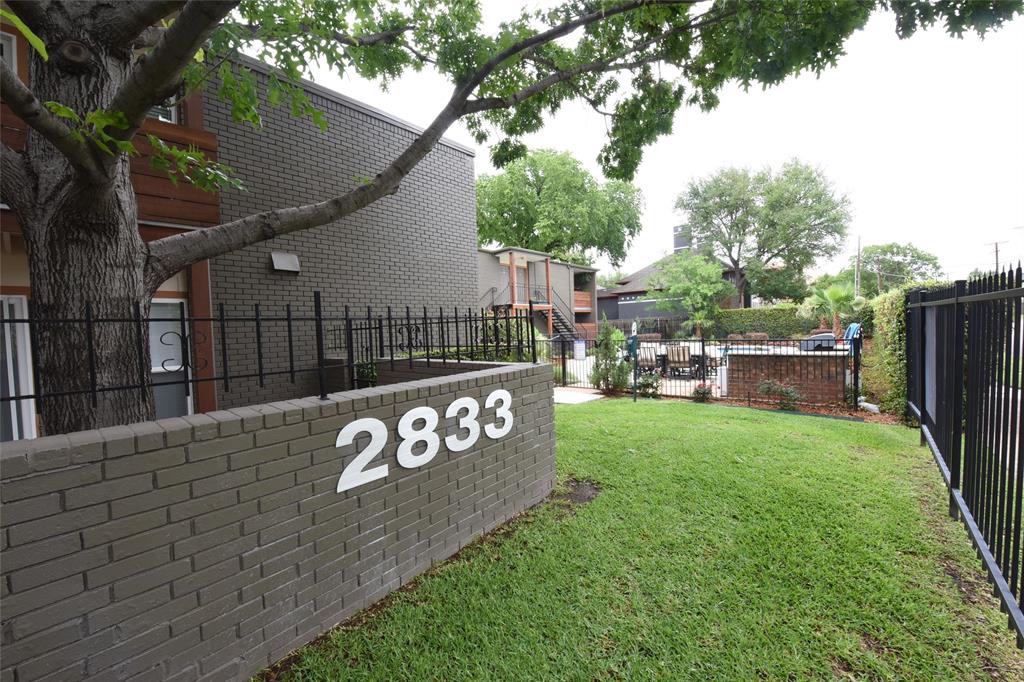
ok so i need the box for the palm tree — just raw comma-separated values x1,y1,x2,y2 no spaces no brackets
799,284,866,338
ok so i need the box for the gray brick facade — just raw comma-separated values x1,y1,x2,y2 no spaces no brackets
204,60,478,409
0,363,555,682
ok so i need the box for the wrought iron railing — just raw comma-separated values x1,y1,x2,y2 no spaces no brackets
906,269,1024,647
0,293,539,423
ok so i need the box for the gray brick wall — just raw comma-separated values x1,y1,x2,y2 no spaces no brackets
204,59,478,408
0,363,555,682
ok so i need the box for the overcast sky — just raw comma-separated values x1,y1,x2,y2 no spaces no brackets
313,5,1024,281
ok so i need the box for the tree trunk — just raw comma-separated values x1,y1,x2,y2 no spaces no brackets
11,19,158,435
735,274,747,308
20,170,157,436
832,312,842,339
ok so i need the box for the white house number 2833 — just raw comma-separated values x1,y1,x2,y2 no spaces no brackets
334,389,514,493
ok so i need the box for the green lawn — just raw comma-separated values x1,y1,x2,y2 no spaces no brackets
267,400,1024,681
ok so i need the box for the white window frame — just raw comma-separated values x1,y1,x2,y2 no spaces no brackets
1,31,16,72
149,101,179,124
2,295,37,440
150,297,194,417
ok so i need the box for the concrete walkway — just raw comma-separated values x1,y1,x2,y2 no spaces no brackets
554,387,604,404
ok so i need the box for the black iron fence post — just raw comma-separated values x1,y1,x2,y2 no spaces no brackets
387,306,395,370
851,332,861,409
343,303,354,392
560,335,568,386
314,292,328,399
917,288,928,445
699,336,707,382
423,306,431,368
254,303,265,388
949,279,967,519
440,307,447,365
132,302,147,400
406,306,413,369
84,302,98,408
529,300,537,363
218,302,230,393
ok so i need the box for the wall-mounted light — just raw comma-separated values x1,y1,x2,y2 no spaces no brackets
270,251,300,273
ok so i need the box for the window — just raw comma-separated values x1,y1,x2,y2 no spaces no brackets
1,296,36,441
1,31,15,72
149,101,179,124
149,300,192,419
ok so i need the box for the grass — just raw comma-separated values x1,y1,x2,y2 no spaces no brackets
266,400,1024,681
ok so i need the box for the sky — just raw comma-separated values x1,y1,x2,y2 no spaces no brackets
312,4,1024,282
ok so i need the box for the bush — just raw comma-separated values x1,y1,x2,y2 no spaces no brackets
636,373,661,398
709,304,819,339
864,280,948,417
355,360,378,388
692,383,713,402
757,379,801,410
590,319,630,394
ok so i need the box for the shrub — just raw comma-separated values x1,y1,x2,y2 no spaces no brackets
355,360,378,387
590,318,630,394
636,373,661,398
692,383,713,402
864,280,948,417
709,304,819,339
757,379,801,410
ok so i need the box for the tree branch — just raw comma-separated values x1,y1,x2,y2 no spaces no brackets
463,6,732,115
3,1,52,35
0,59,102,179
143,0,714,289
100,1,187,46
107,0,238,147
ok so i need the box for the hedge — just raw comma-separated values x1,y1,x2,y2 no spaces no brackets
860,280,948,416
709,305,819,339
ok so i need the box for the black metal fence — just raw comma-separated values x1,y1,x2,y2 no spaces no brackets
906,269,1024,647
0,293,538,424
537,336,860,406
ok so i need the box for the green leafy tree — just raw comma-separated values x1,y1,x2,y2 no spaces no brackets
798,284,866,338
598,269,628,289
859,243,944,297
649,252,736,338
477,150,642,265
676,160,851,304
2,1,1018,433
814,243,943,298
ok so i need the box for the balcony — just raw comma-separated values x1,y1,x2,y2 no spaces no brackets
573,290,593,311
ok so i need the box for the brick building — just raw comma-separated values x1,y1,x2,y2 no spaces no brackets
1,26,477,439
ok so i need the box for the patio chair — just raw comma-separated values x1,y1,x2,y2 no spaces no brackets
637,345,660,374
666,345,691,378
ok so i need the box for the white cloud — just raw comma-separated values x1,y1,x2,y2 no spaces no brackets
312,8,1024,281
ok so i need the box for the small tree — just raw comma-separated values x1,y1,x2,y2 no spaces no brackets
798,284,866,338
649,252,736,338
590,317,629,394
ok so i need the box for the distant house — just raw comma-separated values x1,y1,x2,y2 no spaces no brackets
599,225,748,322
477,247,598,339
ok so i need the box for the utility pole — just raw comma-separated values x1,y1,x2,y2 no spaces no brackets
987,241,1007,271
854,236,861,297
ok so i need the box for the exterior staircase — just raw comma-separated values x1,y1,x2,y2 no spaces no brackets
544,306,578,340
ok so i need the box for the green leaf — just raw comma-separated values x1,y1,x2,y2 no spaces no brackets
43,101,80,124
0,8,47,60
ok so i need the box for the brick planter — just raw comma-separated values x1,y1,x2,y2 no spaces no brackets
1,363,554,682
